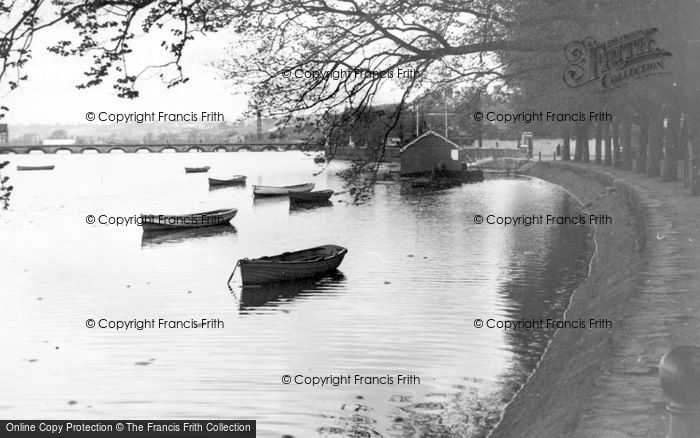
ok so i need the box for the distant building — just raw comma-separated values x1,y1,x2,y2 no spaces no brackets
229,133,245,143
400,130,471,176
386,137,401,147
0,124,7,145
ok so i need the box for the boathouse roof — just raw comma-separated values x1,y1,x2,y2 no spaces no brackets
399,130,462,153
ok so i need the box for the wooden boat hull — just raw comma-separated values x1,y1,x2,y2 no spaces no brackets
239,244,347,285
289,189,334,203
253,183,315,197
17,165,55,171
445,169,484,183
208,176,247,186
140,208,237,231
185,166,210,173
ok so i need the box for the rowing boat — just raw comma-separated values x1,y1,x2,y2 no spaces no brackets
252,183,314,197
289,189,334,203
233,244,347,285
140,208,237,231
17,165,55,171
185,166,210,173
208,175,247,186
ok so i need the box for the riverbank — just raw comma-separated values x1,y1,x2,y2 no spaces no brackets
491,161,700,437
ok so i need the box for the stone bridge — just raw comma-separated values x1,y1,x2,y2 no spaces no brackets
0,142,315,154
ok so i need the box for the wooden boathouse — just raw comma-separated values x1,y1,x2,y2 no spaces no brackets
399,130,472,176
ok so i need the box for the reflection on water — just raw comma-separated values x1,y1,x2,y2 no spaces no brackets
252,195,289,206
236,272,347,313
497,193,591,383
208,183,247,191
289,200,333,211
0,153,592,438
141,225,238,247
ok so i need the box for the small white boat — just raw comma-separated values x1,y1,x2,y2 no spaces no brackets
253,183,315,197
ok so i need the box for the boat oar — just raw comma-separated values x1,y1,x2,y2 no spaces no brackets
227,260,241,291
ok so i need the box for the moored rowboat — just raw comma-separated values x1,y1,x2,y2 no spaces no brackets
253,183,314,197
185,166,210,173
208,175,247,186
140,208,237,231
17,165,55,171
289,189,334,203
233,244,348,285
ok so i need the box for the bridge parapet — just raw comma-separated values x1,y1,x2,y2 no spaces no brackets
0,142,313,154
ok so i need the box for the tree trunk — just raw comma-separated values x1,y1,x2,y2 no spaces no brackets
688,114,700,195
621,116,633,170
595,123,602,164
663,105,681,181
637,113,648,173
603,122,612,166
562,127,571,161
612,121,621,168
680,114,688,161
647,110,664,177
574,124,582,161
579,123,590,162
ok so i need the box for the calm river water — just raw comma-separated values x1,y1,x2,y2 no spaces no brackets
0,151,592,437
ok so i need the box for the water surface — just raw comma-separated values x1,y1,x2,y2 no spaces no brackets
0,152,592,437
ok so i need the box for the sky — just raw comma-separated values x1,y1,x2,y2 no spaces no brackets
1,19,249,125
1,9,409,128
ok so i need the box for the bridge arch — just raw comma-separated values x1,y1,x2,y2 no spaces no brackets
161,147,177,153
82,148,100,154
55,148,73,154
213,146,228,152
0,149,17,154
108,147,127,154
261,145,279,151
235,146,254,152
136,147,152,153
187,146,204,153
28,148,46,154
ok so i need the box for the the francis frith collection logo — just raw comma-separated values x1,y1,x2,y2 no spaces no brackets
563,28,672,90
